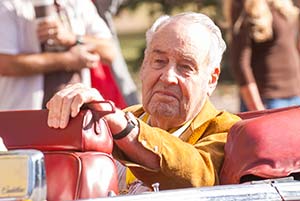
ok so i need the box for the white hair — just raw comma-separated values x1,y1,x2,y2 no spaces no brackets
145,12,226,71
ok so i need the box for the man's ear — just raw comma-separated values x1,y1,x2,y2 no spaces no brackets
207,67,220,96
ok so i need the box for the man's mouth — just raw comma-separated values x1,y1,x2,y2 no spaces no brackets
154,90,179,101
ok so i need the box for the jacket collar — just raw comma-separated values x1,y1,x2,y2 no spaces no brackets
181,99,220,143
128,98,220,142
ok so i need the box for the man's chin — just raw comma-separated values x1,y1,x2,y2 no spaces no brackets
149,103,179,118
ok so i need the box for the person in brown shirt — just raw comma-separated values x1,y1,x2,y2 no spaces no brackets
45,12,240,192
224,0,300,111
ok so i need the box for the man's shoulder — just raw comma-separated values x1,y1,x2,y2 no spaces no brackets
210,110,241,132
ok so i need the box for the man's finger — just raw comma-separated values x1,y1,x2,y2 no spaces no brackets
47,94,63,128
59,94,74,129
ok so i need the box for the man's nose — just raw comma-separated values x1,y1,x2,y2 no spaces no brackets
159,64,178,84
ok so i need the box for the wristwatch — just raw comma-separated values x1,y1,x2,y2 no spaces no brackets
113,112,138,140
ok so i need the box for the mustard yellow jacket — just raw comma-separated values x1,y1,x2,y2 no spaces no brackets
113,99,240,190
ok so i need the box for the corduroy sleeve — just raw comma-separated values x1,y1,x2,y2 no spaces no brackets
113,111,240,190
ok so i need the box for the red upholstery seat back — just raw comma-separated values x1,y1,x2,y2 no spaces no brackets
220,106,300,184
0,109,118,201
0,109,113,153
236,105,300,120
45,152,118,200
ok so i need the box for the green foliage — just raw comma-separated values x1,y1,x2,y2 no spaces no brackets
119,32,145,73
120,0,223,20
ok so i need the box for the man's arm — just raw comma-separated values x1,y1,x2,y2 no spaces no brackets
230,18,265,111
112,110,240,190
46,83,160,168
0,45,100,76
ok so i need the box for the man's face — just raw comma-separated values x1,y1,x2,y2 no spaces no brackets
140,19,218,128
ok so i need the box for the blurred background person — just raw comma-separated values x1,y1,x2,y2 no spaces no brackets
0,0,115,110
224,0,300,111
93,0,140,106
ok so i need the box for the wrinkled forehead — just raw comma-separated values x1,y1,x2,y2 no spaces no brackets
149,19,212,64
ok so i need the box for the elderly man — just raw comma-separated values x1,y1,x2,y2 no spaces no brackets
46,12,240,191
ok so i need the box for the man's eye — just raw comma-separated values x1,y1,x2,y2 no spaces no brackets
180,64,194,72
152,59,167,69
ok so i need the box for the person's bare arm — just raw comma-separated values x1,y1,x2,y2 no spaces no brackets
0,52,70,76
0,45,100,76
230,13,265,111
240,83,265,110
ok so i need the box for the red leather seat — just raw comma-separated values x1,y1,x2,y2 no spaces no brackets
220,106,300,184
0,109,118,201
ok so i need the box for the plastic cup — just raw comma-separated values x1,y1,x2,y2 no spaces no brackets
32,0,56,18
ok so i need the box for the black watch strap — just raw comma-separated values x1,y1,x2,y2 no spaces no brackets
113,112,137,140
